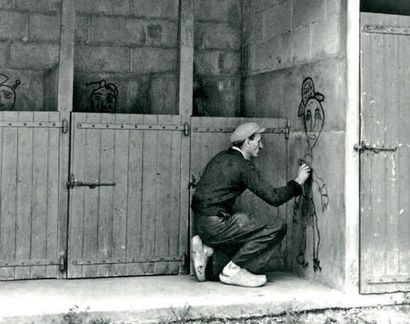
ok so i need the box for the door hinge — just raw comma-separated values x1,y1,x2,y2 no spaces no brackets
354,141,397,153
59,252,66,272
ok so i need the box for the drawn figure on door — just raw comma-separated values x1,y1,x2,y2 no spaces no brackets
293,77,329,272
0,73,20,111
87,79,118,113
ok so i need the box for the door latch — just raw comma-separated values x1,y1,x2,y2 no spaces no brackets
354,141,397,153
67,173,116,189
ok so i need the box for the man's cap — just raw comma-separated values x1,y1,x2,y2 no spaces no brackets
230,122,266,143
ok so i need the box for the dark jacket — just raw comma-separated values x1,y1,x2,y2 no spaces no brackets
191,148,302,217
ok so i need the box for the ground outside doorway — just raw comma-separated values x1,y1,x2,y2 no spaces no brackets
0,272,409,323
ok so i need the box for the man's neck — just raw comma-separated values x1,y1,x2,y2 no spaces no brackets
232,146,249,160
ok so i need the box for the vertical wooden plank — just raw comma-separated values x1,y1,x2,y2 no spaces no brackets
68,113,86,278
15,112,34,279
154,115,173,274
126,114,144,276
397,19,410,275
97,113,115,277
30,112,49,278
169,115,183,274
141,115,158,274
383,24,400,277
111,114,129,276
58,0,75,113
179,0,194,118
45,113,60,278
81,114,101,278
0,112,18,280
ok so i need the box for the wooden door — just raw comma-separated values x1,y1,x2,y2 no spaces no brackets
0,111,69,280
360,13,410,293
67,113,189,278
190,117,289,268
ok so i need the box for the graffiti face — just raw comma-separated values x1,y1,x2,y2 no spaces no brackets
0,74,19,111
0,86,16,111
91,87,117,113
87,79,118,113
304,98,324,149
298,77,325,151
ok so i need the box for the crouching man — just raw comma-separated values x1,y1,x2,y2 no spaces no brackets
191,122,311,287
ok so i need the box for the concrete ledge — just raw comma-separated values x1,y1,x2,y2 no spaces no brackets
0,272,407,323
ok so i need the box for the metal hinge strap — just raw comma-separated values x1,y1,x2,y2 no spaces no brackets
363,25,410,36
77,122,185,131
192,126,288,135
366,275,410,284
72,255,185,265
0,259,59,267
0,121,64,128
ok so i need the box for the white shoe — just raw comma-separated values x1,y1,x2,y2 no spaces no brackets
219,268,267,287
191,235,214,282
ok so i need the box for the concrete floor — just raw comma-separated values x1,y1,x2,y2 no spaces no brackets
0,272,408,323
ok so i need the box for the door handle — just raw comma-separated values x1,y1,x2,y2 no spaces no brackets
67,174,116,189
354,141,397,153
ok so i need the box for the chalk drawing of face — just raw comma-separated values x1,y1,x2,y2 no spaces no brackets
0,74,20,111
87,80,118,113
304,96,324,149
298,77,325,151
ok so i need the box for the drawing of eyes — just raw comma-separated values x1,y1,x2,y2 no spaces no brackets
315,108,322,120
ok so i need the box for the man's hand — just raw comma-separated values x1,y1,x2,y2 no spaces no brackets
295,164,311,185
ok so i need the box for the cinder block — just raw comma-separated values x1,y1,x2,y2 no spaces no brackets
195,22,240,50
150,74,178,114
134,0,178,19
255,36,281,72
0,10,26,40
264,1,291,39
311,19,340,57
293,0,325,28
133,48,177,73
75,0,130,15
75,45,131,73
75,15,89,43
29,13,60,42
292,25,311,63
15,0,60,12
124,76,150,113
145,20,178,47
195,50,241,76
195,0,240,26
9,42,59,70
242,12,263,45
241,44,255,75
90,16,144,45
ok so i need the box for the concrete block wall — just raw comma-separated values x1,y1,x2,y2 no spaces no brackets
242,0,348,290
242,0,341,75
0,0,61,111
193,0,241,117
73,0,179,114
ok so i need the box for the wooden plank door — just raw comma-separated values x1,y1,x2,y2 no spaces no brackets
67,113,188,278
190,117,289,269
360,13,410,293
0,111,69,280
